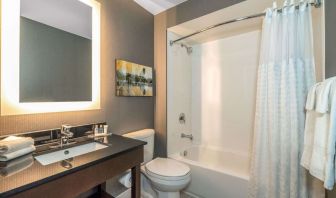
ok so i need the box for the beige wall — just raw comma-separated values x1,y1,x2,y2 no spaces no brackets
154,12,168,157
0,0,154,136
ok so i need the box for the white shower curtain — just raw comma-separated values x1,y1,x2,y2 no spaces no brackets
249,2,324,198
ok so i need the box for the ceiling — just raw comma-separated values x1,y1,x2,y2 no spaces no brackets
134,0,189,15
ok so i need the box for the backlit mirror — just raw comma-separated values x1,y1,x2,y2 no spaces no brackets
20,0,92,102
1,0,100,115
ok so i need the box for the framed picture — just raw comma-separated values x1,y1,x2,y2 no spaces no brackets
115,59,153,97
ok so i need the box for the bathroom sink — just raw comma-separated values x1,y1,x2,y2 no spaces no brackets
35,142,108,166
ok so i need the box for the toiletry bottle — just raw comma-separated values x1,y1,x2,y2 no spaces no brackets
99,125,103,134
94,125,99,135
103,125,108,134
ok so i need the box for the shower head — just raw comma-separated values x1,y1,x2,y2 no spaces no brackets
180,43,193,54
187,47,193,54
169,40,193,54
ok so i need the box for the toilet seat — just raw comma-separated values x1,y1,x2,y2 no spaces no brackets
145,158,190,181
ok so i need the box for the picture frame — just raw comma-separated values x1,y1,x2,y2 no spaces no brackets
115,59,153,97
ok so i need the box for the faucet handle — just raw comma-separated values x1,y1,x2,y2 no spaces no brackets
61,124,71,131
61,124,74,137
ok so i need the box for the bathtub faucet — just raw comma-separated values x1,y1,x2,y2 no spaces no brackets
181,133,193,141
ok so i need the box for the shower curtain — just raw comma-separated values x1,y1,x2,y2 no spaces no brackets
248,2,324,198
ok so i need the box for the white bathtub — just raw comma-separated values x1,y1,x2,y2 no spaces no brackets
169,146,250,198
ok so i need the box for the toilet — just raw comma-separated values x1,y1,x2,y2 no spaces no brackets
120,129,191,198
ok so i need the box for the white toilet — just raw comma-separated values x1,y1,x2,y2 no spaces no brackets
120,129,191,198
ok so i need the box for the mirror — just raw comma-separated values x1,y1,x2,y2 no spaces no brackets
1,0,101,115
20,0,92,102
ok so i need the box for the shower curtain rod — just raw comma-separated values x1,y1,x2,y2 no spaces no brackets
169,0,321,45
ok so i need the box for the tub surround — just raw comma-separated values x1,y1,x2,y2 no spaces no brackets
154,0,245,158
167,32,192,156
0,134,146,197
170,146,249,198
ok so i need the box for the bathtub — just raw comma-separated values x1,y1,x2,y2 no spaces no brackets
169,146,250,198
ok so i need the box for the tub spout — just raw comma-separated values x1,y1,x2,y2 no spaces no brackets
181,133,193,141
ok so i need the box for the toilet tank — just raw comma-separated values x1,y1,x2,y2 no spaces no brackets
123,129,155,164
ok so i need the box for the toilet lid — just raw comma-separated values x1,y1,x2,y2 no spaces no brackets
145,158,190,178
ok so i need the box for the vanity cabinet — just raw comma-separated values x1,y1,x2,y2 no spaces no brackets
0,135,145,198
11,146,143,198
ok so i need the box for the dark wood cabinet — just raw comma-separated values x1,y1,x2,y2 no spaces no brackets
11,147,143,198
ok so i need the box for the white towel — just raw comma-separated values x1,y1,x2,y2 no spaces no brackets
0,145,35,162
324,81,336,190
301,83,320,169
306,83,320,110
309,78,335,181
0,154,33,177
316,77,336,113
0,136,34,154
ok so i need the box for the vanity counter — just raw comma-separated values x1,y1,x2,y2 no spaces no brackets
0,134,146,197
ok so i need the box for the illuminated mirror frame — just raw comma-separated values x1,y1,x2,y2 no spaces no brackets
1,0,101,115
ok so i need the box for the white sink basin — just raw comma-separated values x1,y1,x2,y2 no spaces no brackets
35,142,108,166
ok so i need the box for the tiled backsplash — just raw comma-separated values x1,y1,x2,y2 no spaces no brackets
0,109,106,136
0,122,106,146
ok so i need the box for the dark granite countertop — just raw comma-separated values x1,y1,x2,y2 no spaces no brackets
0,134,146,197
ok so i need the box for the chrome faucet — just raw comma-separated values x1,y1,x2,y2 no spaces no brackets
181,133,193,141
60,124,74,147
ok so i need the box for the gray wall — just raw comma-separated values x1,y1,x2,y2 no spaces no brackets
101,0,154,134
166,0,245,28
0,0,154,136
325,0,336,197
325,0,336,78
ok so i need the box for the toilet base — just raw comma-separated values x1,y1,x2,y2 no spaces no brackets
156,190,180,198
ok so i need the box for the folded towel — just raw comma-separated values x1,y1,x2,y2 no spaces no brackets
0,136,34,154
306,83,319,110
324,81,336,190
301,83,320,169
0,145,35,162
316,77,336,113
309,113,330,181
0,154,33,177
